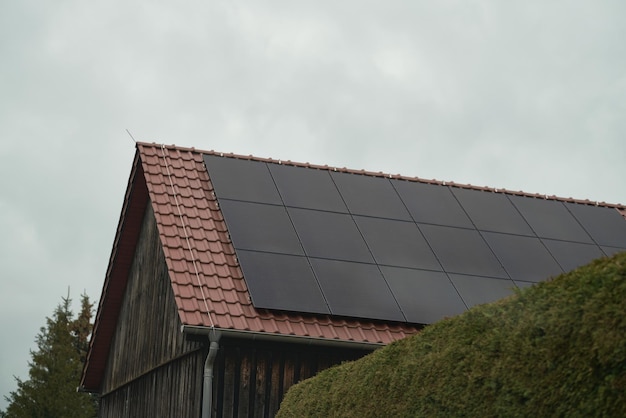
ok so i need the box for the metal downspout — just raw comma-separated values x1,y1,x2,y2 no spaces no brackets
201,337,220,418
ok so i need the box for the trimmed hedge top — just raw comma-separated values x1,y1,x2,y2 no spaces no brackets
278,252,626,417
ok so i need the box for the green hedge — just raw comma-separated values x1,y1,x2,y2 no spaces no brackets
278,252,626,417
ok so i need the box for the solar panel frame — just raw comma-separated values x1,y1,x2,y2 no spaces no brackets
513,280,535,289
218,199,304,256
311,258,405,322
601,246,626,257
509,196,593,243
288,207,374,263
451,187,534,235
419,224,508,278
542,239,605,272
482,232,563,282
354,216,442,271
566,204,626,248
392,180,474,229
331,171,412,220
202,153,626,325
269,163,349,213
203,155,282,204
448,274,517,308
235,250,330,314
381,266,467,324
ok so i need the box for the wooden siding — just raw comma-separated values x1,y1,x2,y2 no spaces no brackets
100,348,205,417
97,203,376,417
212,338,370,418
100,203,203,416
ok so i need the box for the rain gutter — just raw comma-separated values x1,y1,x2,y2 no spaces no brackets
201,333,220,418
189,325,382,417
181,325,383,351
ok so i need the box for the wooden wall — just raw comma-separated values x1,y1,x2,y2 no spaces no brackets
99,204,204,417
99,348,205,417
211,338,371,418
97,203,376,417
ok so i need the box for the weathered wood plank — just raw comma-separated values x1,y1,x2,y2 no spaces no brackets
99,204,203,416
97,204,375,417
253,349,266,418
214,339,371,417
238,349,252,417
268,351,283,416
100,349,204,417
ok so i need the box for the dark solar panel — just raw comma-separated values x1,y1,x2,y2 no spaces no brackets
235,250,330,314
451,188,534,235
203,155,282,204
311,258,405,321
204,153,626,324
514,281,535,289
331,172,411,220
509,196,593,243
542,239,605,272
420,225,508,278
354,216,441,271
392,180,474,228
448,274,517,308
381,266,467,324
482,232,563,282
567,204,626,248
269,164,348,212
288,208,374,263
218,200,304,256
601,246,626,257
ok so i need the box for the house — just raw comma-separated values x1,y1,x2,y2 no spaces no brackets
80,142,626,417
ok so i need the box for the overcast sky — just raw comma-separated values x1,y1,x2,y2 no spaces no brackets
1,1,625,408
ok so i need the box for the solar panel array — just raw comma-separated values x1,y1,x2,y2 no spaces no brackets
203,154,626,324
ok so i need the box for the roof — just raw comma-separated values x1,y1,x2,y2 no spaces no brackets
139,143,420,338
202,151,626,325
81,141,626,391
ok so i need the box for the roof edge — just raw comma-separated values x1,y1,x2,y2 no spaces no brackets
138,142,625,209
80,147,150,391
181,325,383,350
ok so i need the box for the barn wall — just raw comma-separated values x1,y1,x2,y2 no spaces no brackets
96,203,377,417
99,203,203,417
212,338,371,418
99,348,205,417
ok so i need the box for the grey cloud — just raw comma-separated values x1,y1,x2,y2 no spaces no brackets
2,0,626,409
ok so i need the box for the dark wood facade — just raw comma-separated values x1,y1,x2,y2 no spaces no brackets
212,339,366,417
99,204,204,417
98,204,373,417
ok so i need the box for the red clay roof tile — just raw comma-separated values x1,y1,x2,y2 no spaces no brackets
84,141,626,391
143,142,415,341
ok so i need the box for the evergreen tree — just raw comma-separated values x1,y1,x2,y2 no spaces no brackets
1,293,98,418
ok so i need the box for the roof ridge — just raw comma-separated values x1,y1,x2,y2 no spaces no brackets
137,142,625,209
